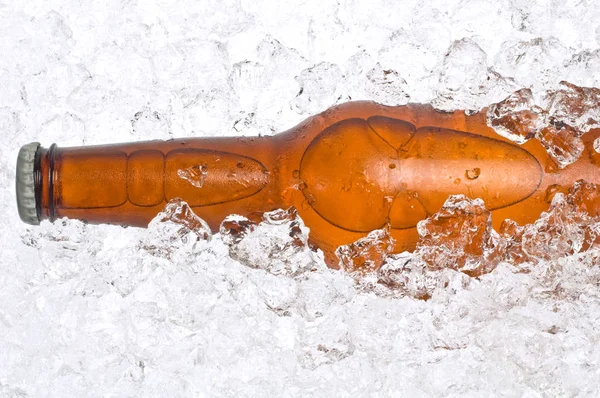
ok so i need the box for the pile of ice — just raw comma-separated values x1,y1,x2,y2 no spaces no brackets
3,0,600,395
8,193,600,395
487,82,600,167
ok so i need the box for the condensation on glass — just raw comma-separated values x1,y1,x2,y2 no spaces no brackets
23,101,600,266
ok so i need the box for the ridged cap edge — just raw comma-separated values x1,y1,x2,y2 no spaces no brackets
16,142,41,225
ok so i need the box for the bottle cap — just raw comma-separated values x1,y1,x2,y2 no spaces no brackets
16,142,41,225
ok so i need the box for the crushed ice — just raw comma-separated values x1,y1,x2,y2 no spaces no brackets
5,0,600,395
488,82,600,168
220,207,318,276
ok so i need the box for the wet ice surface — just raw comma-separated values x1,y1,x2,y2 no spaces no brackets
178,164,209,188
3,0,600,396
220,207,317,276
487,82,600,168
336,225,395,273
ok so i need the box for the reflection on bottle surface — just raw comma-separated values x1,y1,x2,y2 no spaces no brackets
18,83,600,269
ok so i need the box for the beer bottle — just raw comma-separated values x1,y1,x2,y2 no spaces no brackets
15,101,600,266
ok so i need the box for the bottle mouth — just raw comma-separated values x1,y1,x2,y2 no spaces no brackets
16,142,58,225
15,142,41,225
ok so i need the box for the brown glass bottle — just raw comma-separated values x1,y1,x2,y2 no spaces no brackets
17,101,600,266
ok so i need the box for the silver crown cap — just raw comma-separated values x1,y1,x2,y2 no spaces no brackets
16,142,41,225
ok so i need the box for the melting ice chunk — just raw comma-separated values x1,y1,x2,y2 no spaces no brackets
543,81,600,134
219,214,258,246
567,179,600,217
536,122,584,169
486,88,545,144
178,164,208,188
487,82,600,168
335,225,395,273
373,252,473,300
416,195,502,277
219,207,316,276
140,198,211,259
375,253,442,300
516,180,600,261
498,219,529,265
155,198,212,239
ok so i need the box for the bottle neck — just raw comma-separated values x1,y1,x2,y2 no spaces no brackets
34,143,58,223
32,136,281,227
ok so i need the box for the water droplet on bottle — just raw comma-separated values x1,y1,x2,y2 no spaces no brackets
465,167,481,180
178,164,208,188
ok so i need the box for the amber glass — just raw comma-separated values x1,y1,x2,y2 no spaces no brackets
33,101,600,266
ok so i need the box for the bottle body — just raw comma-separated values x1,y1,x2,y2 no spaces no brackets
25,101,600,266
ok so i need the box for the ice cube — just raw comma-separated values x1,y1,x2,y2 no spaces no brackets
543,81,600,134
177,164,209,188
486,88,545,144
416,195,503,277
364,63,410,106
375,253,444,300
220,214,258,246
488,82,600,168
513,181,600,261
498,219,529,265
140,198,211,259
335,225,395,273
220,207,316,276
536,122,584,169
